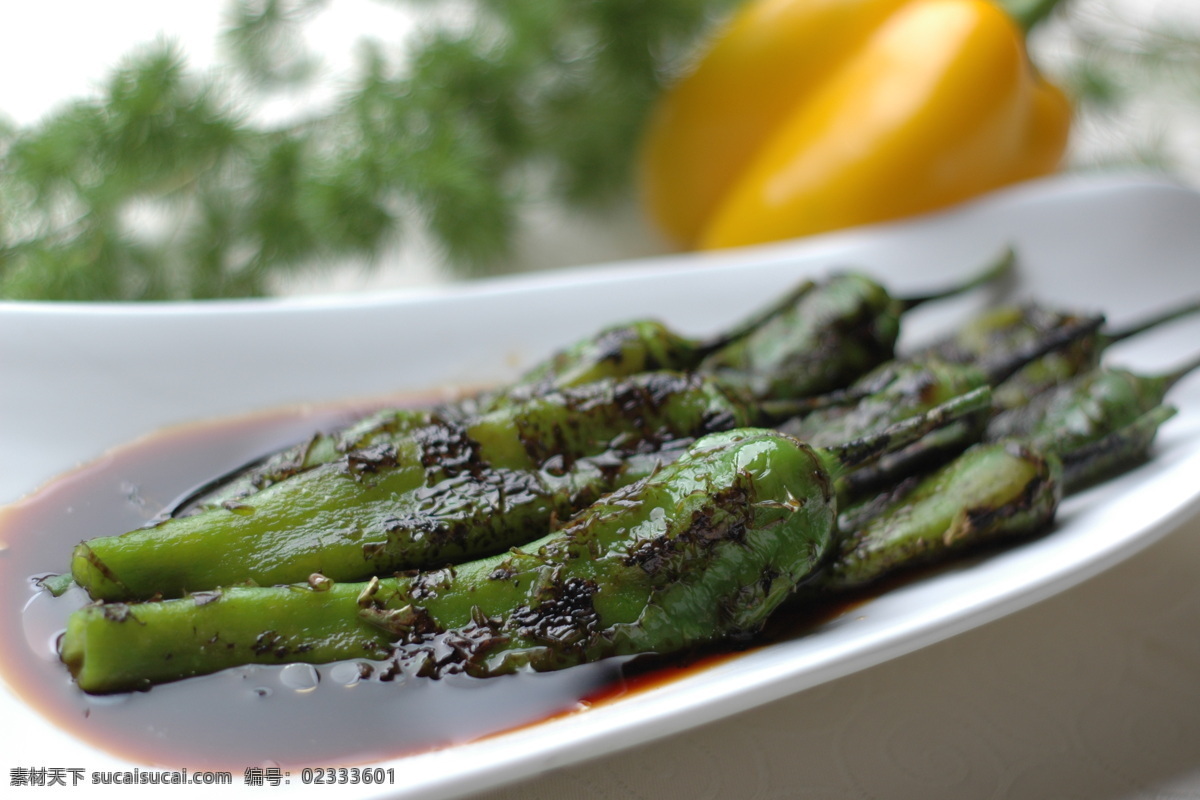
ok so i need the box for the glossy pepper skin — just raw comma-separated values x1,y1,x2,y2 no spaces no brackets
915,303,1104,411
70,372,759,602
826,360,1190,592
821,439,1062,591
824,403,1179,594
700,271,902,400
184,318,749,513
61,390,992,693
913,299,1200,412
60,429,835,693
782,356,992,494
640,0,1070,249
985,364,1192,490
780,309,1103,450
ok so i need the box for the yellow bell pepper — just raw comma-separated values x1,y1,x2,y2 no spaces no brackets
638,0,1071,250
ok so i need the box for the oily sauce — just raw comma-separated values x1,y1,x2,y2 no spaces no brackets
0,402,853,770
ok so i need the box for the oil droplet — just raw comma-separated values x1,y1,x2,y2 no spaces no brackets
329,662,363,687
279,663,319,692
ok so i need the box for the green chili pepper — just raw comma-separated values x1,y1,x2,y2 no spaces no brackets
915,297,1200,410
985,355,1198,490
787,313,1103,440
83,262,1019,603
173,407,443,515
507,248,1011,406
818,440,1062,592
60,388,991,693
168,304,801,515
778,313,1103,498
1053,405,1178,490
71,372,766,602
698,254,1009,402
183,253,1011,513
823,357,1193,592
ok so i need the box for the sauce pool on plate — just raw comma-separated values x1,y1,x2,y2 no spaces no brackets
0,399,851,770
0,402,632,769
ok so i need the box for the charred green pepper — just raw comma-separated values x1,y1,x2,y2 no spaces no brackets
819,439,1062,591
698,262,1005,402
71,372,761,602
184,254,1010,512
61,390,990,693
985,355,1198,490
822,357,1192,592
914,297,1199,410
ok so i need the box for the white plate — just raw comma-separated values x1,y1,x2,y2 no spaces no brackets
3,172,1200,799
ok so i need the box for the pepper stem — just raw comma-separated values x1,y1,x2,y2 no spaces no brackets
697,278,817,355
824,386,993,476
979,313,1105,384
1160,351,1200,394
898,247,1016,312
1105,298,1200,344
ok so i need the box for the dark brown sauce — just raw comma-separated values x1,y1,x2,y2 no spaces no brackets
0,401,855,770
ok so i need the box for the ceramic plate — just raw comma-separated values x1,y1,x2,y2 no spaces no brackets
3,172,1200,799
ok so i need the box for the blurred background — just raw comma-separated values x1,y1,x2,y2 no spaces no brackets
1,0,1197,300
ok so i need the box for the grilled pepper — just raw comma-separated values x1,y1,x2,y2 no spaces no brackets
639,0,1070,249
824,401,1178,593
985,356,1198,490
70,372,761,602
825,358,1193,592
820,438,1062,591
914,298,1200,410
176,252,1010,514
61,390,990,693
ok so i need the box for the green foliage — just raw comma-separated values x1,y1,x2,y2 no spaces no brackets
4,0,1197,301
0,0,737,301
1038,0,1200,176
